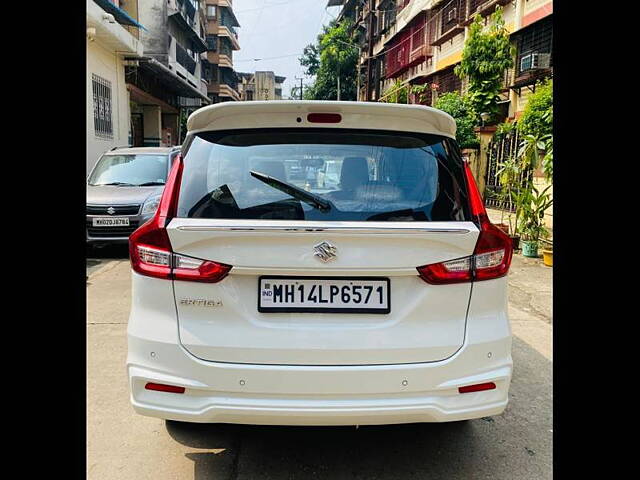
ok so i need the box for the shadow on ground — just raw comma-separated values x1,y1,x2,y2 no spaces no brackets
164,336,552,480
87,244,130,260
86,244,130,277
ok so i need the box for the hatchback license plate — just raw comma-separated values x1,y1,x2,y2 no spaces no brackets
92,217,130,227
258,277,390,314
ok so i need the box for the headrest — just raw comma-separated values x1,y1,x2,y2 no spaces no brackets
340,157,369,191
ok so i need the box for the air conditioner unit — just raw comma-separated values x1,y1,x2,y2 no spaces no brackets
520,53,551,72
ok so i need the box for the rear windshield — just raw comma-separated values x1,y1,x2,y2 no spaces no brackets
177,129,470,222
88,154,169,186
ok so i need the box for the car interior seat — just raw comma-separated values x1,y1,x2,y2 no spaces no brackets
327,157,370,200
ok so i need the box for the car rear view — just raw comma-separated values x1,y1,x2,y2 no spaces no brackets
127,101,513,426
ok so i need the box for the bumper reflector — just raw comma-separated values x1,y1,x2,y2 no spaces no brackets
458,382,496,394
145,382,185,394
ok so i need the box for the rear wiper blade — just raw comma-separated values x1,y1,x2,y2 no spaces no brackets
92,182,134,186
137,181,166,186
250,170,332,212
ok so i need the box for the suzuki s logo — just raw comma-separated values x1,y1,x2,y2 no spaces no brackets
313,241,337,262
107,206,116,215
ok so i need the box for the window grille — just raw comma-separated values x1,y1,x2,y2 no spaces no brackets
92,74,113,139
438,67,461,94
441,0,462,33
515,17,552,75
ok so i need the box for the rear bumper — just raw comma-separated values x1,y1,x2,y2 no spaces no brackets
128,337,512,425
127,273,512,425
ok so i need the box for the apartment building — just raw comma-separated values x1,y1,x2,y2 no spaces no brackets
122,0,211,148
237,71,287,101
332,0,552,121
202,0,242,103
86,0,145,174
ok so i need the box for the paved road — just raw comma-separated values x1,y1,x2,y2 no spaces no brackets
86,244,129,277
87,256,552,480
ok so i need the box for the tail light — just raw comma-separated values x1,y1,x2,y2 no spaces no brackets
145,382,185,394
129,156,232,283
417,162,512,285
458,382,496,394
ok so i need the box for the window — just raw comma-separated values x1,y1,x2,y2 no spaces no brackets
441,0,461,33
92,74,113,139
206,5,216,19
515,17,553,75
206,35,217,51
177,129,470,222
88,154,169,186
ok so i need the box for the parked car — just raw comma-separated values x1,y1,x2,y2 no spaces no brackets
127,101,513,426
316,159,342,190
86,146,181,246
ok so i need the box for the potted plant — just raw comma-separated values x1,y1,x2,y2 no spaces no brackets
518,185,553,258
540,238,553,267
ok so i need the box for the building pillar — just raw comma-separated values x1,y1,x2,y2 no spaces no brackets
473,126,497,196
161,113,179,147
142,105,161,147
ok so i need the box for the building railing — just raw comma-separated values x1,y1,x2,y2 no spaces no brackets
220,70,238,90
219,37,233,57
432,0,467,46
175,42,197,75
384,17,432,79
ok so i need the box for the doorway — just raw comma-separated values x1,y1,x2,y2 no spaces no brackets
131,113,143,147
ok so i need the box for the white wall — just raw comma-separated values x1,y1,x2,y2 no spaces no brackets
86,40,131,175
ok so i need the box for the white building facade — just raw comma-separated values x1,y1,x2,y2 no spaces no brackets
86,0,144,175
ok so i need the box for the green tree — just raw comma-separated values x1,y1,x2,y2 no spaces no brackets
380,79,409,104
517,79,553,181
299,20,358,100
517,78,553,137
434,92,479,149
454,6,515,123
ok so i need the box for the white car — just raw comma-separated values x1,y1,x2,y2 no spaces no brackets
127,101,513,426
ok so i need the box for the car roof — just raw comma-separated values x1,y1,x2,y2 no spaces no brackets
103,146,180,156
186,100,456,139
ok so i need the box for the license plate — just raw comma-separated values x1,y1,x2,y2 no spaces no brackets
258,277,390,314
92,217,130,227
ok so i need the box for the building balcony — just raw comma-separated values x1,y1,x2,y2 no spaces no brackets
175,42,197,75
216,24,240,50
87,0,144,56
219,4,241,27
465,0,512,23
218,53,233,68
431,0,467,46
168,0,208,53
168,36,204,94
219,83,240,101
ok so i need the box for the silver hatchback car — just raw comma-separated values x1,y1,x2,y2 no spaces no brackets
86,146,181,245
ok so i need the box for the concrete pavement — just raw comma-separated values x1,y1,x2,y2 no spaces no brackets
87,255,552,480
